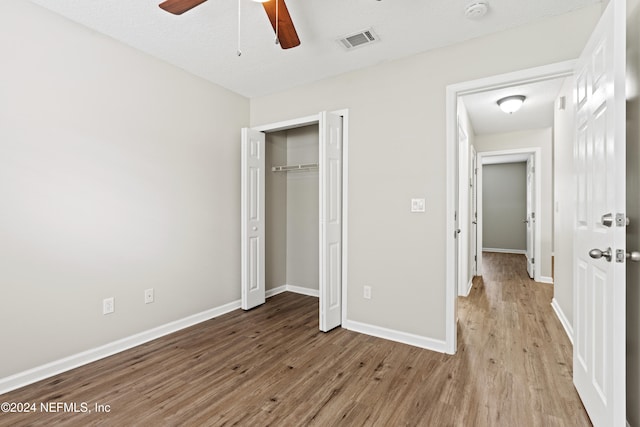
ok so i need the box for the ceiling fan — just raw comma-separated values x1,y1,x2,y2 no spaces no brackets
158,0,301,49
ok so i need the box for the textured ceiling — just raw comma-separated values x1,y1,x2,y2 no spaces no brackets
30,0,600,99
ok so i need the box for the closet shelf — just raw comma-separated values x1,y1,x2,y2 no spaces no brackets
271,163,319,172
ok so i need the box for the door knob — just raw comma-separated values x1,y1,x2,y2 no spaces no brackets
523,219,529,224
252,226,258,231
627,251,640,262
589,247,612,262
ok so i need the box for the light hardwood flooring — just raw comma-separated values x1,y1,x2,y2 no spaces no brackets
0,253,589,426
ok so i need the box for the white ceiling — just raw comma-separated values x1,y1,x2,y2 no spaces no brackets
30,0,596,135
30,0,599,100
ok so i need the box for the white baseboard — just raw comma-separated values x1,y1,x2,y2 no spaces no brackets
0,299,242,396
539,276,554,284
551,298,573,345
266,285,287,298
286,285,319,298
266,284,319,298
0,286,321,395
459,277,473,297
343,319,447,353
483,248,527,255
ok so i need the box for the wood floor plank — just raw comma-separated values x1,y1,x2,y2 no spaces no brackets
0,253,590,426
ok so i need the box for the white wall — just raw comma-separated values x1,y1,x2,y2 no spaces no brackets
626,0,640,424
475,129,553,280
250,6,600,340
482,163,527,251
0,1,249,378
552,77,575,338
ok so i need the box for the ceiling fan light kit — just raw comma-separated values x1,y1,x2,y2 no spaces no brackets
497,95,526,114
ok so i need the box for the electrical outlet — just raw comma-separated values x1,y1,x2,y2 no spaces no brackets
144,288,154,304
363,286,372,300
103,297,114,315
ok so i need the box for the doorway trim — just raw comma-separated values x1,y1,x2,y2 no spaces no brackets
252,109,350,327
476,148,542,283
445,60,575,354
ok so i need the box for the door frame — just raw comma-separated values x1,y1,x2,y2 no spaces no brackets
475,148,542,283
457,123,469,297
470,144,478,279
251,109,350,326
445,60,575,354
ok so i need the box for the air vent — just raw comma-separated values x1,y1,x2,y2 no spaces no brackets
338,28,379,50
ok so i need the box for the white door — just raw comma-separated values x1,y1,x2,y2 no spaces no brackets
470,146,477,277
573,0,626,425
457,124,468,295
319,112,343,332
241,128,266,310
526,155,535,279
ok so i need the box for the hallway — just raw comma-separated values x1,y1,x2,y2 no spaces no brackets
456,252,590,425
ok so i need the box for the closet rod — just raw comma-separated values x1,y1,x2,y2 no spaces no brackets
271,163,319,172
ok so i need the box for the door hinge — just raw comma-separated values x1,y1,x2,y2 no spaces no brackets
474,255,477,261
532,258,535,264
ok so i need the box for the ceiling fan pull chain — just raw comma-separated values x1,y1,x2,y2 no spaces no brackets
275,0,279,45
237,0,242,56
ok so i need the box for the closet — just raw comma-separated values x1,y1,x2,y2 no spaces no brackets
241,111,344,332
265,125,319,296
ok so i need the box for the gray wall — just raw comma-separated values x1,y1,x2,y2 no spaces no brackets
286,126,319,291
0,1,249,378
265,132,288,291
475,128,554,280
482,163,527,251
627,0,640,424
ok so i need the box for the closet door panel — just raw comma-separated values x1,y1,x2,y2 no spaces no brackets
319,112,343,331
241,128,266,310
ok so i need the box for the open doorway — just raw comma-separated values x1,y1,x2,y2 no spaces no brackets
476,149,542,282
445,61,574,354
241,110,349,333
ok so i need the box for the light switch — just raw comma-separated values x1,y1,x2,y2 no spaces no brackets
411,198,426,213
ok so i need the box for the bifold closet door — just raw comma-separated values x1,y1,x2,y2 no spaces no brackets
241,128,266,310
319,112,343,332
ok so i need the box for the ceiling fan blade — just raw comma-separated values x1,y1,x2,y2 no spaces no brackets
159,0,208,15
262,0,300,49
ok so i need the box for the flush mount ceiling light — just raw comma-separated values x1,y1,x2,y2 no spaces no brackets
497,95,526,114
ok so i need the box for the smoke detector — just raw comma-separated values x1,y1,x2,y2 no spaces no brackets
465,1,489,19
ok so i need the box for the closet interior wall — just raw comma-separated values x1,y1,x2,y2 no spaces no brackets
265,125,319,294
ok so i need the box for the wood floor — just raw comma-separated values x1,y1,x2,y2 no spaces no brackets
0,253,589,426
